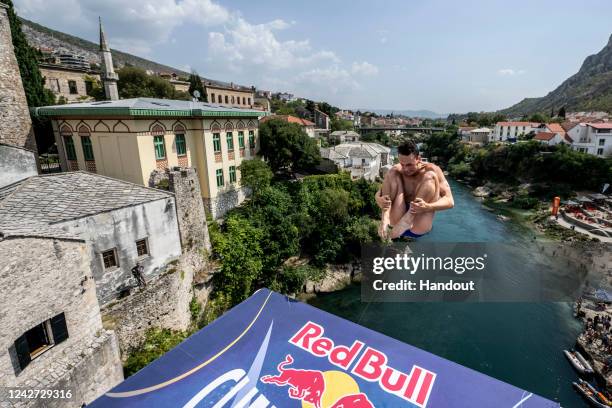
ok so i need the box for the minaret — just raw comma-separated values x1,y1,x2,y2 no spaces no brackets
99,17,119,101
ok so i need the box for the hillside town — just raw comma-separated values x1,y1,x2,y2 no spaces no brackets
1,1,612,407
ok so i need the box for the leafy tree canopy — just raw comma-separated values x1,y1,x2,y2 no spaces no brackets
258,118,321,173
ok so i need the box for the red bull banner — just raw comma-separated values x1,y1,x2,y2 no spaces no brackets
90,289,559,407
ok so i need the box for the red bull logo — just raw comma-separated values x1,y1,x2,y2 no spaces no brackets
279,321,436,408
261,354,326,408
261,354,374,408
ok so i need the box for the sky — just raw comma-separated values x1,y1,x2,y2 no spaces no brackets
13,0,612,114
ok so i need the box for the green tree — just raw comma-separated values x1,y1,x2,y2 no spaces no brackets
117,66,186,99
238,159,273,195
258,118,321,172
188,71,207,102
210,216,263,303
1,0,55,108
557,106,566,119
526,112,550,123
331,117,353,132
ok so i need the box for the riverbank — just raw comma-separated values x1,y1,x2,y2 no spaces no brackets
575,296,612,392
307,179,596,406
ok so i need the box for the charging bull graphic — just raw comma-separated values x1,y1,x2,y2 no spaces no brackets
261,354,326,408
261,354,375,408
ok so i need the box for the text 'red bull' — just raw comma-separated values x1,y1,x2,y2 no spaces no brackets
289,321,436,408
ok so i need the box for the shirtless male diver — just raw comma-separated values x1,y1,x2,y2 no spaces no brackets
375,141,454,239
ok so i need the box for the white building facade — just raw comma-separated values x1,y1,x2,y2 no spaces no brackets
568,123,612,157
492,122,540,142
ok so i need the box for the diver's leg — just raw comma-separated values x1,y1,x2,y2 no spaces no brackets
390,171,439,238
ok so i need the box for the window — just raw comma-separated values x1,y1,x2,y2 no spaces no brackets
242,97,246,105
154,135,166,159
136,238,149,257
248,98,251,105
229,166,236,183
102,248,118,269
81,136,94,161
597,148,604,155
211,93,215,102
225,95,229,104
216,169,224,187
226,132,234,151
599,139,606,146
248,130,255,147
68,80,78,94
238,131,245,148
175,134,186,156
63,136,77,160
218,95,222,103
85,80,93,95
49,78,60,92
213,133,221,152
13,313,68,370
231,96,235,104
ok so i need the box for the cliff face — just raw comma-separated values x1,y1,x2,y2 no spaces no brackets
501,34,612,116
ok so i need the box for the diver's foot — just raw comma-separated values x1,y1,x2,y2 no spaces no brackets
390,220,411,239
379,211,391,240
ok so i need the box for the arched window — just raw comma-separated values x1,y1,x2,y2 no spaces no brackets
78,126,94,161
225,95,229,104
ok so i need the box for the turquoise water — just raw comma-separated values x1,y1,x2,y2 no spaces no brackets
309,180,587,407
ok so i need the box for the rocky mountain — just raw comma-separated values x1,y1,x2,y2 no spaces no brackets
20,17,189,76
501,34,612,116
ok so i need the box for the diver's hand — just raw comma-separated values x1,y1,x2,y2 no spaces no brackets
409,198,431,214
376,190,391,210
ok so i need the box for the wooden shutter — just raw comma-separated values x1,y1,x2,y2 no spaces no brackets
14,335,31,370
50,313,69,344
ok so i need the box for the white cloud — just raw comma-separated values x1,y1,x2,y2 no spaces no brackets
15,0,372,97
497,68,526,76
296,66,360,95
352,61,379,76
15,0,231,54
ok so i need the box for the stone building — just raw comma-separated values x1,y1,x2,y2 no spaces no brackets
0,3,38,188
205,82,254,109
35,98,267,218
0,224,123,407
320,142,391,181
0,172,182,305
39,63,100,102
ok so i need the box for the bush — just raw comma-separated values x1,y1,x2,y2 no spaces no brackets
123,328,189,377
511,195,540,209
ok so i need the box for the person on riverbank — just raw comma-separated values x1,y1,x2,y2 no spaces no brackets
375,141,454,239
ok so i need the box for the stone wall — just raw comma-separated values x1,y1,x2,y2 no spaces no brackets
0,144,37,188
204,186,250,219
39,66,100,102
0,236,123,406
0,5,36,152
101,249,207,355
57,197,183,305
168,168,211,252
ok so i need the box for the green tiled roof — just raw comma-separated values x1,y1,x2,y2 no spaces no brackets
35,98,269,118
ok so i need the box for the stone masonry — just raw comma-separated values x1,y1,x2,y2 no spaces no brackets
150,167,211,251
204,186,251,219
0,234,123,407
168,168,211,251
0,4,36,151
101,249,206,356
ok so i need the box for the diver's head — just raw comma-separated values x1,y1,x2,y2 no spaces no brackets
397,141,421,176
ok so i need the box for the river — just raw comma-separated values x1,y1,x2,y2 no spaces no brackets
309,179,587,407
